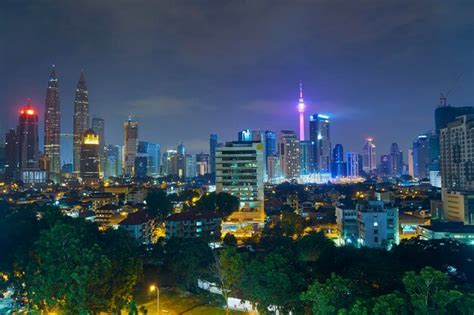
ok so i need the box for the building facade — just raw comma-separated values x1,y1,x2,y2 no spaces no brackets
80,129,100,182
279,130,300,179
73,71,89,174
44,66,61,183
123,117,138,177
362,138,376,173
309,114,331,172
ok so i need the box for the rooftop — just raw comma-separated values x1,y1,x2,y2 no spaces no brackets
420,222,474,233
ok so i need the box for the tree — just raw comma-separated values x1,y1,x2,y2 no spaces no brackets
163,238,214,291
222,233,237,247
402,266,463,314
241,252,303,313
296,232,335,263
371,293,407,315
146,189,172,219
197,192,239,217
26,222,111,313
213,247,246,314
301,273,354,315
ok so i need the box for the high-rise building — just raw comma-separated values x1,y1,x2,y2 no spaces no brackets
440,115,474,191
186,154,197,178
379,154,391,176
412,133,432,179
309,114,331,172
237,129,252,142
177,143,186,155
267,155,281,180
362,138,376,173
407,149,414,177
104,145,122,178
216,141,265,213
332,144,346,178
297,82,306,141
123,117,138,177
279,130,300,179
346,152,360,178
137,141,161,178
80,129,100,182
17,104,39,172
300,140,315,175
389,143,403,176
196,153,209,176
44,66,61,183
73,71,89,174
92,117,105,176
4,129,18,179
161,149,177,176
209,133,218,179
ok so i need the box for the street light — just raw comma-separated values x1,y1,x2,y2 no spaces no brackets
150,284,159,315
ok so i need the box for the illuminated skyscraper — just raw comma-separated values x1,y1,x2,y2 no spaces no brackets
279,130,300,179
362,138,377,173
309,114,331,172
123,117,138,177
347,152,361,178
17,104,39,172
297,82,306,140
104,145,122,178
412,133,432,179
389,143,403,176
300,140,315,175
332,144,346,178
92,117,105,176
80,129,100,182
44,66,61,183
196,153,209,175
73,71,89,174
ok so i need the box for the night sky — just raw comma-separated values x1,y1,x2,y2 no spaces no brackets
1,1,473,158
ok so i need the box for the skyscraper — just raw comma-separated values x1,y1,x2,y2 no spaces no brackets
332,144,346,178
92,117,105,174
123,117,138,177
17,104,39,172
297,82,306,140
209,133,218,179
186,154,197,178
279,130,300,179
73,71,89,174
389,143,403,176
412,133,432,179
440,115,474,191
4,129,18,180
196,153,209,176
309,114,331,172
362,138,376,173
44,66,61,183
347,152,361,178
104,145,122,178
300,140,315,175
80,129,100,183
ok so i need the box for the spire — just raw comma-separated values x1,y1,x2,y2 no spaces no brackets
299,81,303,100
49,65,57,81
77,69,87,89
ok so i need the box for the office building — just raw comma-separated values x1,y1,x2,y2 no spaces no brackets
104,145,122,178
137,141,161,178
80,129,100,182
17,104,42,182
161,149,177,176
309,114,331,172
186,154,197,178
362,138,376,173
279,130,300,179
300,140,315,175
346,152,361,178
418,222,474,245
412,133,432,179
196,153,209,176
332,144,346,178
73,71,89,174
43,66,61,183
209,133,218,179
356,200,399,249
389,143,403,176
123,117,138,177
267,155,281,181
92,117,105,176
216,141,265,212
408,149,414,177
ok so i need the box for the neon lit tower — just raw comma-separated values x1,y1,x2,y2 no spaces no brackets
297,82,306,140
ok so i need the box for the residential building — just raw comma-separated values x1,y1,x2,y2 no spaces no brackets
165,212,221,239
279,130,300,179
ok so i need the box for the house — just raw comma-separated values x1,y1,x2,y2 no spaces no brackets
165,211,221,239
119,211,156,244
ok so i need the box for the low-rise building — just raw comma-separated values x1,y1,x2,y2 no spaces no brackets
95,203,121,227
119,211,156,244
442,189,474,224
335,205,358,245
165,211,221,239
356,200,399,249
418,222,474,245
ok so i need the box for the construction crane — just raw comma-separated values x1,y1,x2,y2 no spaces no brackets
439,72,464,107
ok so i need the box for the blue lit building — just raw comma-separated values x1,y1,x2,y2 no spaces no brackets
331,144,346,178
300,140,315,175
309,114,331,172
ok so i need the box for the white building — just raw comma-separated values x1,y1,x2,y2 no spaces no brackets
356,200,399,249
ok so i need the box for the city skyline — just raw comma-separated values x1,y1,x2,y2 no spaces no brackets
1,1,473,155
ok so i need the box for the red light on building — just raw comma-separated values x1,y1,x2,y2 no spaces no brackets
20,110,25,115
26,109,35,115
